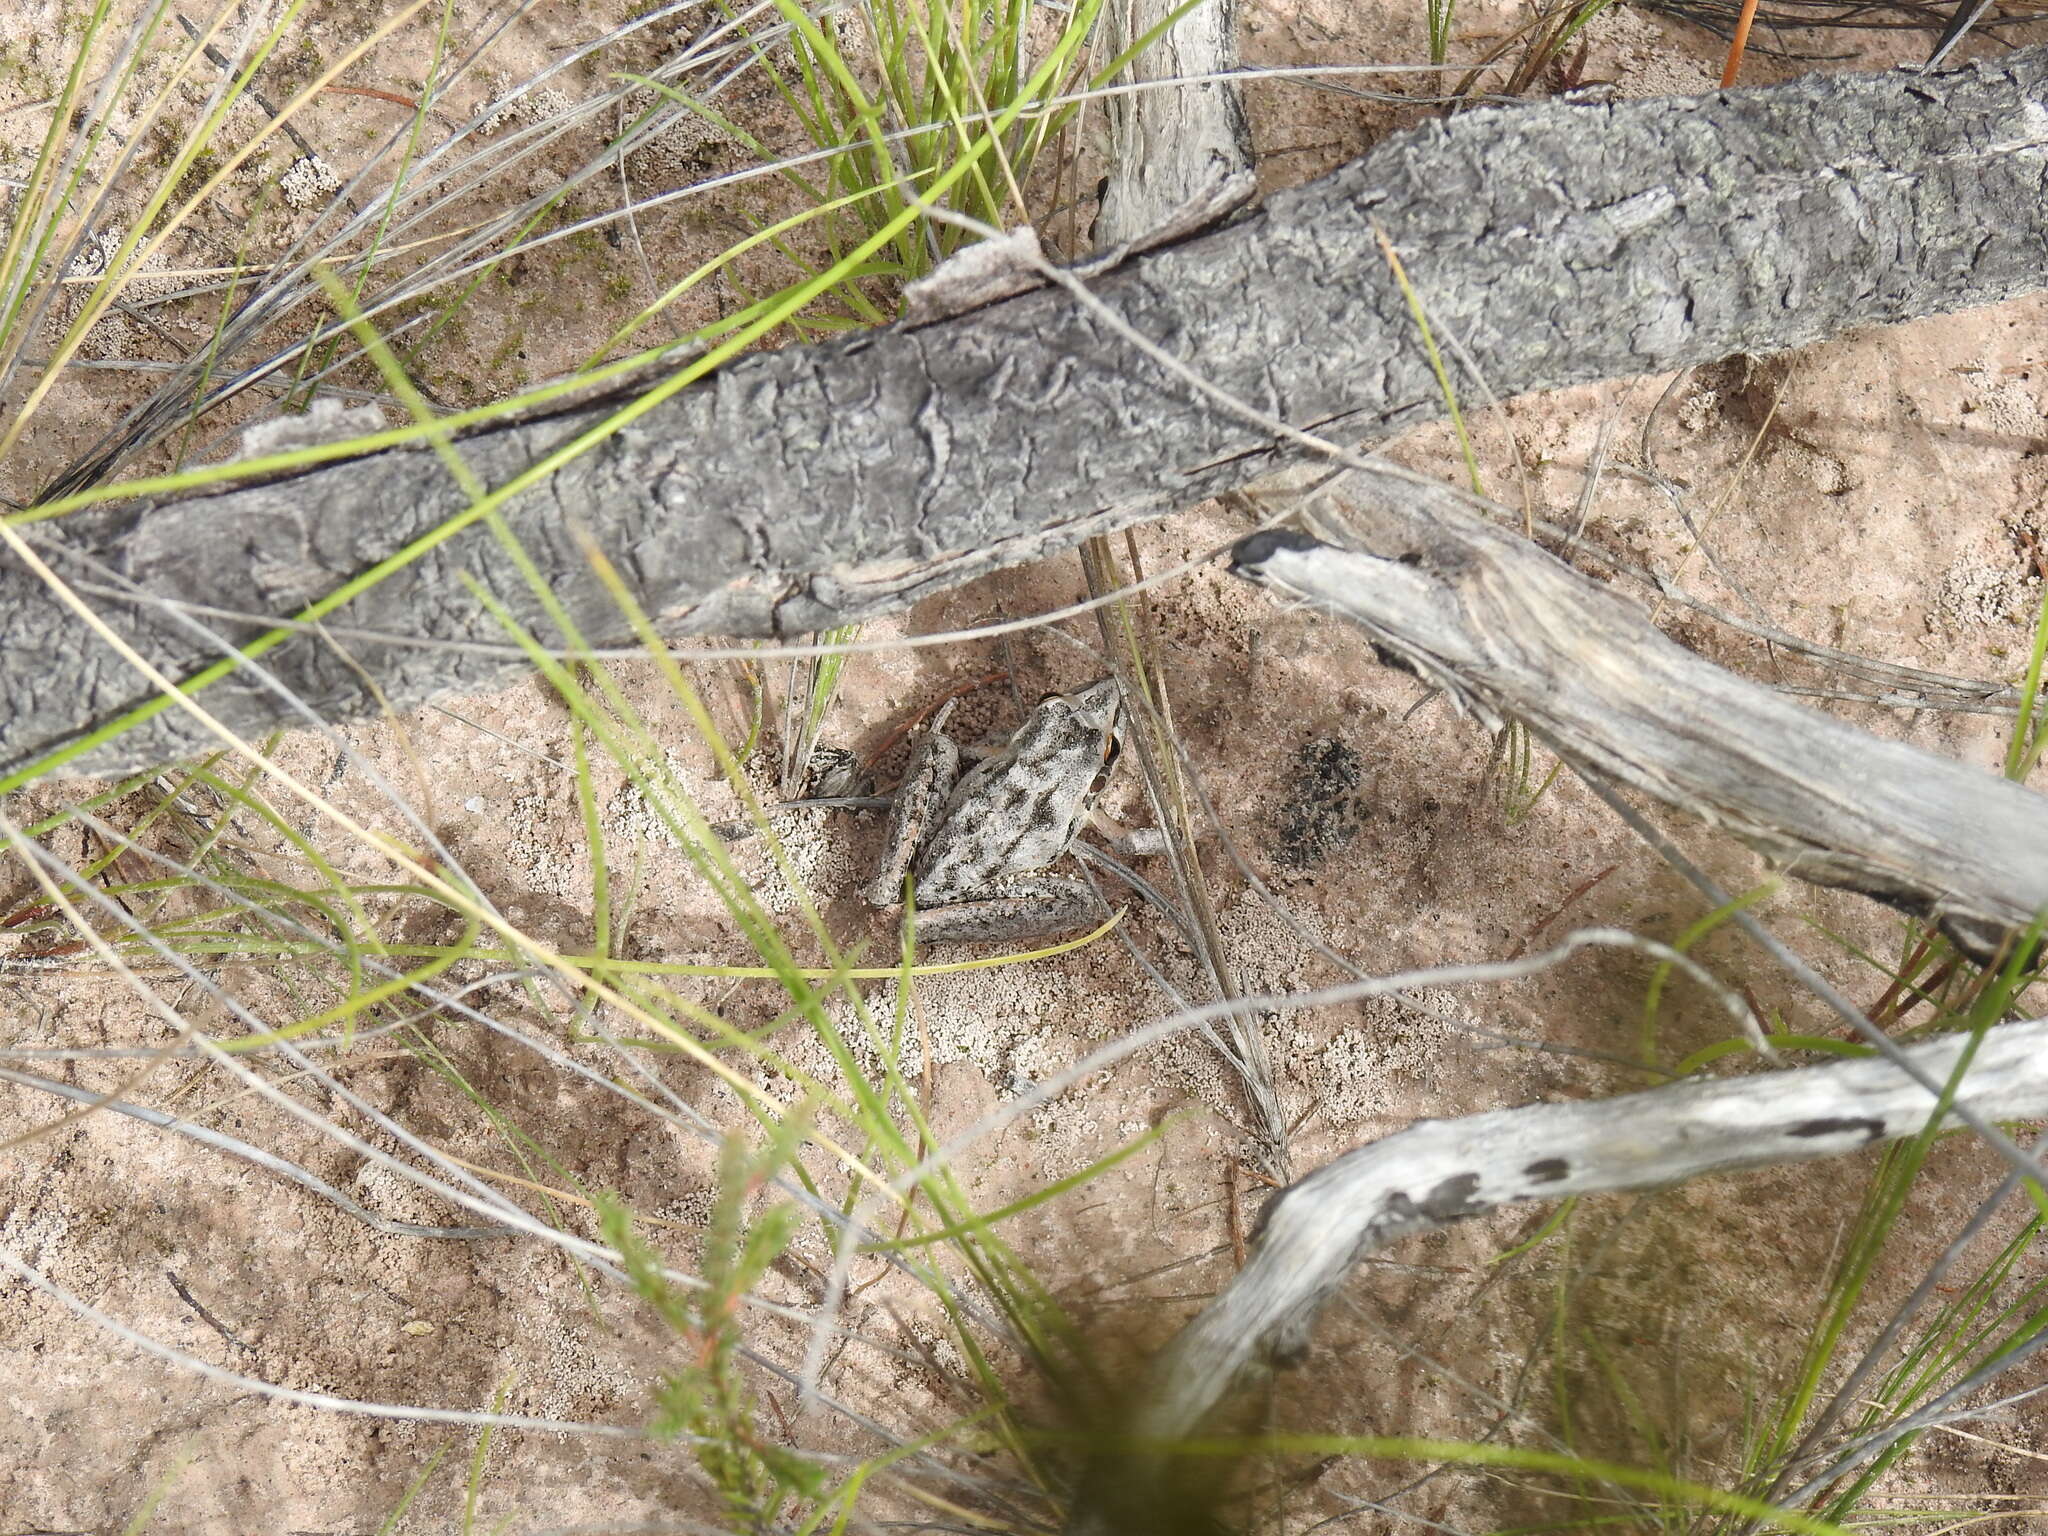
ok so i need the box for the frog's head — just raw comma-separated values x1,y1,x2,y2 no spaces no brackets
1059,676,1124,750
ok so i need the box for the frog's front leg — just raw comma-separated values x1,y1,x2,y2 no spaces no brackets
910,875,1102,946
863,701,961,910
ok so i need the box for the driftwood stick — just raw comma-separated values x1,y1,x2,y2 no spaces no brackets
1229,507,2048,958
1072,1017,2048,1533
6,50,2048,777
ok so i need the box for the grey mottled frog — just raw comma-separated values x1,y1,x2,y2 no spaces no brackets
864,678,1124,945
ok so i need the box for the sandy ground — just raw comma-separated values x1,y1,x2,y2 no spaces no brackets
3,0,2048,1530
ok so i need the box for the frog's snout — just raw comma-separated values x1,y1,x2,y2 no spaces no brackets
1067,676,1122,730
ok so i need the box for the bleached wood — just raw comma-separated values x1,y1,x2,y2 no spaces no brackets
1093,0,1255,249
1071,1017,2048,1532
1229,506,2048,959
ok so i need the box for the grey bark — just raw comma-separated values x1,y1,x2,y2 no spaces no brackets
1068,1015,2048,1534
1094,0,1255,247
1228,502,2048,958
6,51,2048,778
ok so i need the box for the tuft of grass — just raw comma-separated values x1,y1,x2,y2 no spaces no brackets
1437,0,1616,100
0,7,1196,1526
2003,568,2048,781
1516,916,2048,1535
781,624,859,799
602,1130,828,1525
1426,0,1457,68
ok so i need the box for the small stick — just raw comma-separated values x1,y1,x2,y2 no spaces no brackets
1721,0,1764,85
1507,864,1618,960
1223,1156,1246,1269
321,83,420,109
165,1269,248,1354
860,670,1009,771
1068,1014,2048,1536
1229,521,2048,960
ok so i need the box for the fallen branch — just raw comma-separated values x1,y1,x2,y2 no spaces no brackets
1070,1016,2048,1534
1228,506,2048,958
6,50,2048,776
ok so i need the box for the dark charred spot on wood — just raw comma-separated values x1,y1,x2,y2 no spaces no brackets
1369,640,1419,676
1275,738,1369,871
1379,1190,1420,1225
1268,1320,1314,1370
1229,527,1322,575
1523,1157,1569,1184
1419,1172,1486,1221
1787,1116,1887,1143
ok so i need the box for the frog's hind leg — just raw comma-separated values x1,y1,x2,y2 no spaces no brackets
863,702,961,908
909,876,1104,946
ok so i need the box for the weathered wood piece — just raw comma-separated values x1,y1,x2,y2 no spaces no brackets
1093,0,1255,248
1070,1016,2048,1533
6,50,2048,777
1228,505,2048,956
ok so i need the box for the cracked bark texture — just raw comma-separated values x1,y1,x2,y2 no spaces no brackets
6,50,2048,777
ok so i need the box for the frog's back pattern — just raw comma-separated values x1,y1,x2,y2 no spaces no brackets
913,681,1121,906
